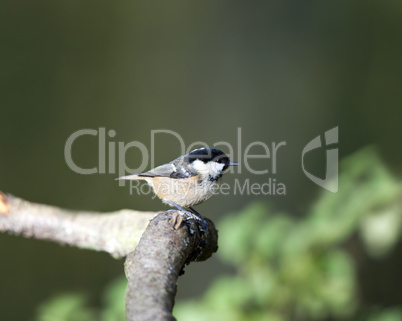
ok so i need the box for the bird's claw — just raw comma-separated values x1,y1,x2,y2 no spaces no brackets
169,211,184,230
182,212,208,234
166,201,208,234
167,209,208,234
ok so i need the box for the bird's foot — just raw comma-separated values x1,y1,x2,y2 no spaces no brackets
189,207,208,234
166,201,208,233
168,211,184,230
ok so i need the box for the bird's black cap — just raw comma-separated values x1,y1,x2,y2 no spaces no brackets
187,148,237,171
187,148,226,163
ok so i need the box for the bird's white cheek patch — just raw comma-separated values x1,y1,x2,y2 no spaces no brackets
209,162,225,174
192,159,225,177
191,160,209,174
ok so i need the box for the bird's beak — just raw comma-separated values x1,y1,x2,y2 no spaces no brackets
229,161,239,166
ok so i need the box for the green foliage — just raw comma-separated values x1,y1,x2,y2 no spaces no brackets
174,147,402,321
100,277,127,321
36,277,127,321
367,308,402,321
36,293,96,321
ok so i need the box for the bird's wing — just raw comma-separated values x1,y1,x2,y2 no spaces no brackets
138,163,176,177
139,160,196,179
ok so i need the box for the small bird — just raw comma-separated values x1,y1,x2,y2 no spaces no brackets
118,148,237,218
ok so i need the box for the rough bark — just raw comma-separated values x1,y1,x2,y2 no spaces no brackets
125,212,218,321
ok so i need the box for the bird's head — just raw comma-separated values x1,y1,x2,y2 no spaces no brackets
186,148,238,178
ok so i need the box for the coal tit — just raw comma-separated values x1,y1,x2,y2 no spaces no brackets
118,148,237,215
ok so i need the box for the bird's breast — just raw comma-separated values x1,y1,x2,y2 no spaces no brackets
151,174,221,207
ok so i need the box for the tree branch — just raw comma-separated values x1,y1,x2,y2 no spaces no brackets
0,191,219,321
0,192,157,258
124,212,218,321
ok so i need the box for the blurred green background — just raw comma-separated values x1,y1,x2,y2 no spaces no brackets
1,1,402,320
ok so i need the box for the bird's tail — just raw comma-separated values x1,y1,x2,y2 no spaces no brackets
115,174,147,181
